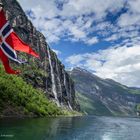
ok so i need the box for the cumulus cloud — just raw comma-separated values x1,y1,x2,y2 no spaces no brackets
66,45,140,87
61,0,125,18
52,49,61,55
116,0,140,42
118,0,140,26
86,37,99,45
19,0,131,45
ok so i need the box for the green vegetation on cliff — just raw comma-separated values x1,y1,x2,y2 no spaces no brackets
76,92,112,115
136,104,140,112
0,66,79,117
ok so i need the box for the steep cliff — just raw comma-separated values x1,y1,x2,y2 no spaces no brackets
69,67,140,116
1,0,79,111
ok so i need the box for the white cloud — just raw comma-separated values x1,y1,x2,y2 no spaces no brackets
66,45,140,87
105,30,139,42
117,0,140,27
61,0,125,18
66,54,85,66
19,0,59,19
86,37,99,45
128,0,140,14
118,13,140,27
52,49,61,55
19,0,128,45
70,26,86,39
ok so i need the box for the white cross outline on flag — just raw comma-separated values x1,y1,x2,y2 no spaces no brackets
0,21,22,63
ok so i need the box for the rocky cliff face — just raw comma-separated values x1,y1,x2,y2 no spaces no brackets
1,0,79,110
69,67,140,116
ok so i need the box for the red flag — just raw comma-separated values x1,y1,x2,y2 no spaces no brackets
0,8,40,74
6,32,39,58
0,49,20,74
0,9,39,58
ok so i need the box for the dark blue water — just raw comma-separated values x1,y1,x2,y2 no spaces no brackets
0,116,140,140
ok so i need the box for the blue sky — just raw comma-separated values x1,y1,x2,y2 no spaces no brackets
19,0,140,87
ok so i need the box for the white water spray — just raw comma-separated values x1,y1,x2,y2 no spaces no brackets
55,55,63,104
63,70,73,110
47,45,59,106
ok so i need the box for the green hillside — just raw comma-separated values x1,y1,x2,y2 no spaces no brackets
76,92,112,115
0,65,79,118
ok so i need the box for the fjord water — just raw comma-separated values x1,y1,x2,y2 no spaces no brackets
0,116,140,140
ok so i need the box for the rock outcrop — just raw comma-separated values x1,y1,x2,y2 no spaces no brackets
1,0,79,111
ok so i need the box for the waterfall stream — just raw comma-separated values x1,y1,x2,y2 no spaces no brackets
68,101,72,110
69,81,73,110
47,45,59,106
55,55,63,104
63,70,73,110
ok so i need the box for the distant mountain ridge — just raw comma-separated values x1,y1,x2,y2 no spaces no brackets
69,67,140,116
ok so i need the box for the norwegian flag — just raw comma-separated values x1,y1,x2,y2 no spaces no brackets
0,49,20,74
0,9,39,74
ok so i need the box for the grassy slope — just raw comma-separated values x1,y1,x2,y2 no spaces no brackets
76,92,112,115
0,66,79,117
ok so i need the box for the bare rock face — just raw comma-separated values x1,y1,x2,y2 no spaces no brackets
1,0,79,111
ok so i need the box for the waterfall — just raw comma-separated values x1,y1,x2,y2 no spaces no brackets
68,101,73,110
55,55,63,104
69,81,73,110
68,81,73,110
63,70,73,110
47,45,59,106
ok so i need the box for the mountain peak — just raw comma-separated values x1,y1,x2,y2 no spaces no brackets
72,67,91,73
